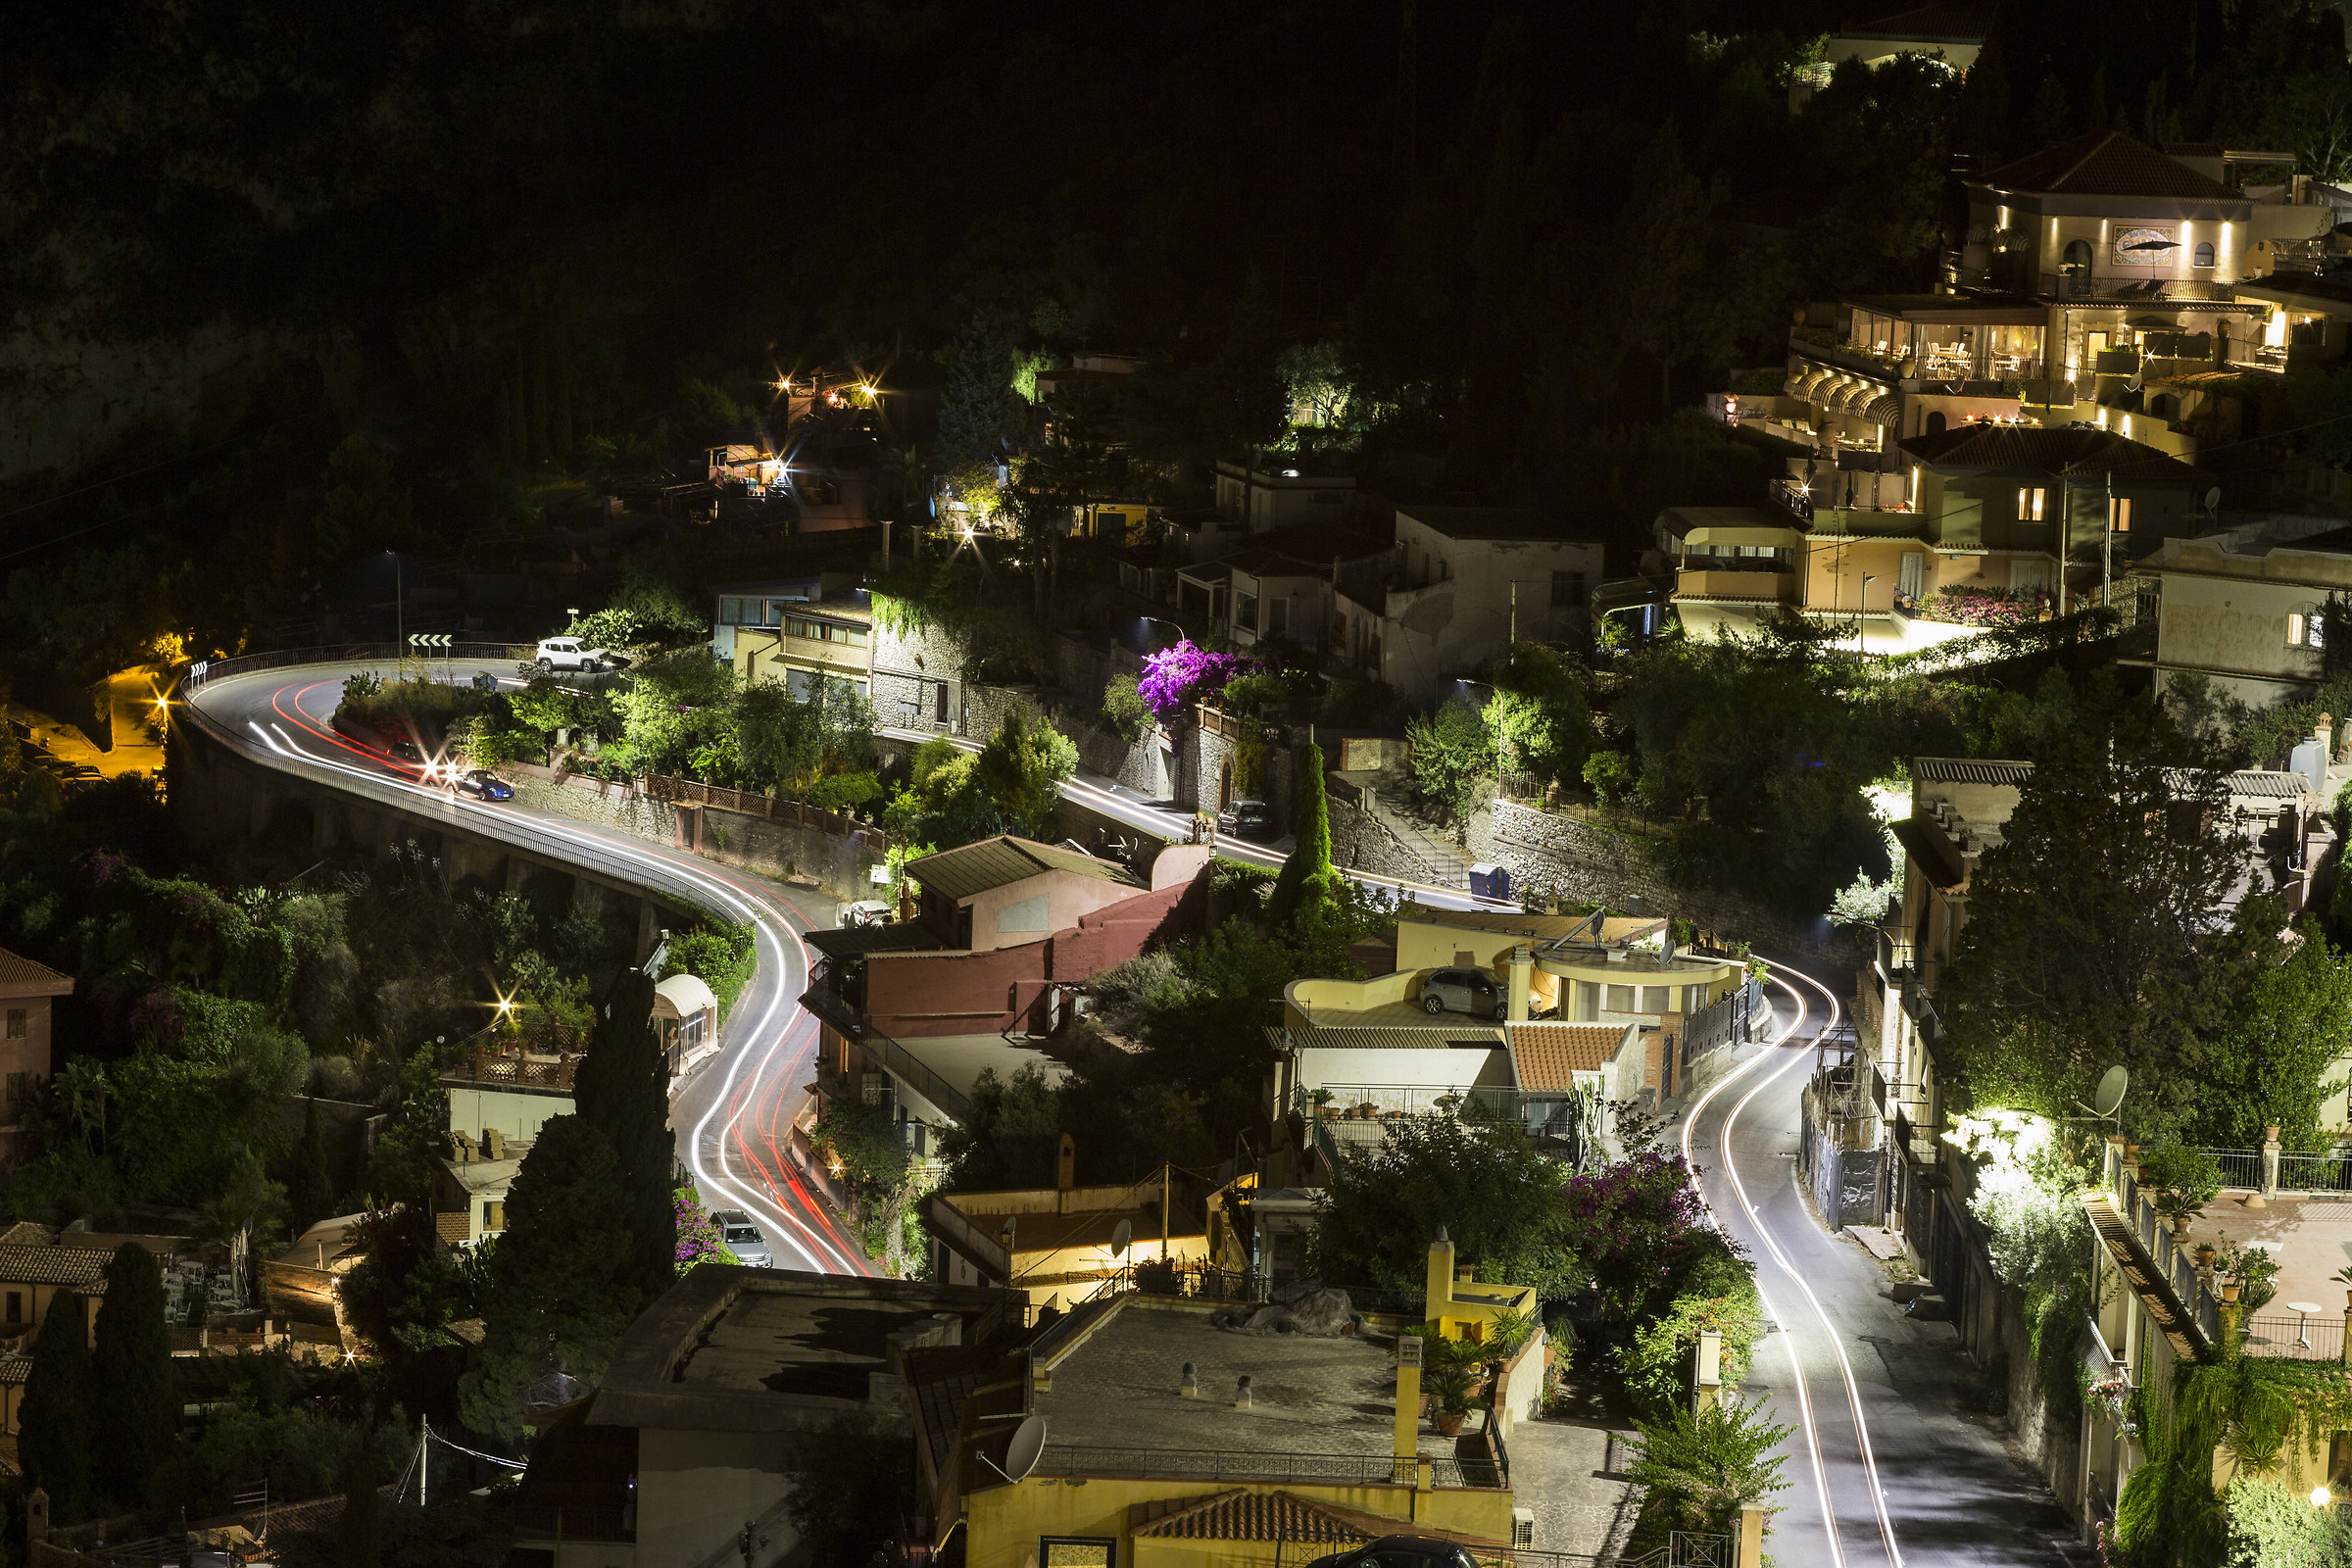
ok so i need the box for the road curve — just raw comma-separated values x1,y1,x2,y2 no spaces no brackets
1682,958,2080,1568
184,660,874,1277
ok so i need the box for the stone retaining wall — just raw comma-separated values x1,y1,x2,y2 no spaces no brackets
1329,796,1442,884
508,768,679,841
1468,798,1859,962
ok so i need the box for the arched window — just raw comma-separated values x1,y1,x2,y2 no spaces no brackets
2063,239,2093,270
2149,393,2179,419
2194,241,2216,268
1924,410,1947,436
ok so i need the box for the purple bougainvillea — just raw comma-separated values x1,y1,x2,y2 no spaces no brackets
1138,640,1254,723
1927,585,2050,629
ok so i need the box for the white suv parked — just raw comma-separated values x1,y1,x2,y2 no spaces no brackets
534,636,612,672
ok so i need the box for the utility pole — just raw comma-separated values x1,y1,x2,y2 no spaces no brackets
2102,468,2116,611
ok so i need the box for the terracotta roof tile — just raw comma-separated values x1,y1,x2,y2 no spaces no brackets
907,836,1144,902
1979,130,2232,201
0,1247,109,1289
0,950,72,994
1896,422,2212,483
1506,1023,1633,1090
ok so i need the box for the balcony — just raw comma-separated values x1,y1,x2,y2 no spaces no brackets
1674,566,1795,604
2038,272,2230,304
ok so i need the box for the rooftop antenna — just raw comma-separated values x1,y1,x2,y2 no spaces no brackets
979,1415,1049,1485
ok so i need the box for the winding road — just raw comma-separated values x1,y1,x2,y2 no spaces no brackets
187,659,874,1276
1683,959,2083,1568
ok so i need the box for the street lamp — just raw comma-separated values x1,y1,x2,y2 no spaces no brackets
1138,615,1184,653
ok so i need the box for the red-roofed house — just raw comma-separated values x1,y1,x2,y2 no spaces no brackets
1505,1022,1644,1160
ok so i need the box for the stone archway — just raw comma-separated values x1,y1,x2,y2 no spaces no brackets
1219,757,1234,808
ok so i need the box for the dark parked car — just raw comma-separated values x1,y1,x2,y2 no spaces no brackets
1302,1538,1485,1568
1216,798,1278,842
452,768,514,802
386,738,424,765
1422,966,1506,1020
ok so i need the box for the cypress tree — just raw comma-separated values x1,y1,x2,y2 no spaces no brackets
574,971,676,1301
92,1245,174,1510
290,1097,336,1235
20,1288,95,1521
1269,743,1334,922
337,1441,381,1568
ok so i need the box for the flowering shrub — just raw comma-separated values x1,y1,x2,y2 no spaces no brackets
673,1187,740,1274
1137,639,1254,723
1926,585,2051,628
2085,1368,2131,1423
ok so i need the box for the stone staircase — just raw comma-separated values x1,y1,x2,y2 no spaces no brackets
1364,788,1473,889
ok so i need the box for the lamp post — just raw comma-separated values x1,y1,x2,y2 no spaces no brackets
1139,615,1184,653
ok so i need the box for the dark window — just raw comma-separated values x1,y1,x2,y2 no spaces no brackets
2194,241,2216,268
1551,570,1586,608
6,1293,20,1324
934,683,950,723
1925,411,1947,436
2063,238,2093,270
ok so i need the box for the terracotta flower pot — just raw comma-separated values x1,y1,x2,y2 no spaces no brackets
2171,1215,2191,1238
1435,1410,1467,1438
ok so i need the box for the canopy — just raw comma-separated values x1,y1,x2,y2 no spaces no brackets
1861,393,1902,425
654,972,717,1020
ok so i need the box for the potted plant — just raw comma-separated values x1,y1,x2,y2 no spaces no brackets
2333,1263,2352,1311
1404,1329,1481,1438
2138,1142,2222,1236
2214,1236,2279,1314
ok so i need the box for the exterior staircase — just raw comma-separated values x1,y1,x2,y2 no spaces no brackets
1368,791,1473,889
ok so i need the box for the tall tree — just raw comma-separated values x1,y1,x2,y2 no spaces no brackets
573,972,675,1302
337,1441,382,1568
1269,743,1333,922
459,1116,638,1441
290,1096,336,1235
20,1289,96,1521
91,1244,174,1509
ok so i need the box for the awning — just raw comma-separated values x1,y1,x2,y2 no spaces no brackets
1681,524,1806,549
1837,379,1883,413
1804,372,1839,407
1790,368,1833,402
1861,393,1902,425
653,972,716,1020
806,923,952,959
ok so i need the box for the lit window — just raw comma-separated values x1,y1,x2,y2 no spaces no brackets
2110,497,2132,533
2289,610,2326,649
2017,487,2047,522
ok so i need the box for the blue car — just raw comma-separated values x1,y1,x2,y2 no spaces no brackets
453,768,514,802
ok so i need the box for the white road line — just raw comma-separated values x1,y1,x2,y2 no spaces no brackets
245,695,866,1274
1742,959,1904,1567
1678,973,1845,1568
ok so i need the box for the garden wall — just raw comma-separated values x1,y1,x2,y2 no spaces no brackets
508,766,679,841
870,620,967,733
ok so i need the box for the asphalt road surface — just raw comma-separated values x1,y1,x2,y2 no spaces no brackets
1682,959,2087,1568
187,659,873,1276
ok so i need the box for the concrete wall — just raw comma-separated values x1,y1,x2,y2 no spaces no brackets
637,1427,797,1568
446,1084,572,1146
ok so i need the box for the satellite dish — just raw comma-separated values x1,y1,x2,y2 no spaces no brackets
2203,485,2223,513
1003,1415,1048,1482
2091,1065,2129,1120
1110,1219,1132,1259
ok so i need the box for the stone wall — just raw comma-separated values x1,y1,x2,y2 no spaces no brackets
870,619,966,733
1328,796,1443,883
686,806,881,904
508,767,679,841
963,682,1050,747
1468,798,1859,962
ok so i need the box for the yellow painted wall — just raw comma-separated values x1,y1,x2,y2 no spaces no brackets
966,1476,1515,1568
1285,969,1423,1025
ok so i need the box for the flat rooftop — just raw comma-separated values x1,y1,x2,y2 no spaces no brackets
1033,1297,1455,1466
589,1267,1015,1433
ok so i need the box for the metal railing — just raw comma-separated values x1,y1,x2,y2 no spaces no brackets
1033,1446,1503,1490
2279,1152,2352,1193
647,773,891,851
2203,1148,2263,1189
2243,1311,2346,1362
1311,1084,1525,1122
1078,1261,1268,1305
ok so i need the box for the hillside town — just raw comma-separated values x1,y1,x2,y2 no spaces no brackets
17,5,2352,1568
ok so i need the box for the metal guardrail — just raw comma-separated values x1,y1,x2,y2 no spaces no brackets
2204,1148,2263,1189
2279,1152,2352,1193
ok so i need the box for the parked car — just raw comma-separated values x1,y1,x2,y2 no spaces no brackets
534,636,614,672
1421,966,1506,1020
713,1210,771,1267
452,768,514,802
385,738,424,765
839,900,895,928
1216,798,1278,842
1302,1538,1484,1568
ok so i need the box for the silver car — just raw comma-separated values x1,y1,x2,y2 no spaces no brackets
1421,966,1507,1020
714,1209,771,1267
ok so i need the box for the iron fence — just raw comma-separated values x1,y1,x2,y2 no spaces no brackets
2202,1148,2262,1190
2243,1311,2346,1362
1035,1446,1418,1488
2279,1152,2352,1193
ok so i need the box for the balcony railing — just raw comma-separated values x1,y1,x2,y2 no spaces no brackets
2242,1311,2345,1362
1033,1446,1503,1491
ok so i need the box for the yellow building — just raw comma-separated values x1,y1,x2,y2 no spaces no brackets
924,1138,1213,1313
931,1231,1537,1568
